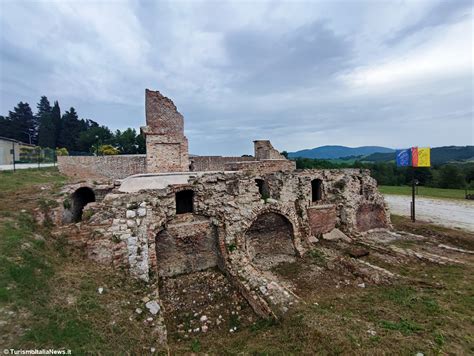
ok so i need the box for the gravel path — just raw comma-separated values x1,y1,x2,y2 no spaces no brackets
384,194,474,232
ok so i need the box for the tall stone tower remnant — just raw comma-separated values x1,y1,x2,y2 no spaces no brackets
141,89,190,173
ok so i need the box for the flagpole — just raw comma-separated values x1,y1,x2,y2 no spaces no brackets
411,166,415,222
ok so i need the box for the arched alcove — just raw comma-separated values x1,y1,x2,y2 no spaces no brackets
245,212,295,267
70,187,95,222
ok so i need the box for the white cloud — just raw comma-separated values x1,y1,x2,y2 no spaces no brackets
340,19,472,91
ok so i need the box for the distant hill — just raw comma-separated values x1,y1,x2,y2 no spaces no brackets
288,145,394,159
363,146,474,165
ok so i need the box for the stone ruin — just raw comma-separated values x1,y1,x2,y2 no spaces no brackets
50,89,391,345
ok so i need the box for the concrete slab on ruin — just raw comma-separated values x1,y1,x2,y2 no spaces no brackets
118,171,237,193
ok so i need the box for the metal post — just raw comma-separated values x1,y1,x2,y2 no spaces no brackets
411,167,416,222
12,142,16,172
37,147,40,168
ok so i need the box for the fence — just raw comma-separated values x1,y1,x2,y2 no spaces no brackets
0,146,57,171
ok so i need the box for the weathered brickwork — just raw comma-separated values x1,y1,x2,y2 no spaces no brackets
141,89,189,172
190,156,256,171
225,159,296,174
57,155,146,179
307,205,337,236
356,203,388,232
155,215,218,277
254,140,286,160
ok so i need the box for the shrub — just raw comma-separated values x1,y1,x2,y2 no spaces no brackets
97,145,119,156
56,147,69,156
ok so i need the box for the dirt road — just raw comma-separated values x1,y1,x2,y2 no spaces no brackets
384,194,474,232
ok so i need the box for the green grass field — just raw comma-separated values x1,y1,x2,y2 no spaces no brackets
379,185,467,200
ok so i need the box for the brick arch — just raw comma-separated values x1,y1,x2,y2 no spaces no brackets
244,212,296,265
238,204,304,259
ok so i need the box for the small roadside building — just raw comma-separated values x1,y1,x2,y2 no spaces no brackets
0,136,36,165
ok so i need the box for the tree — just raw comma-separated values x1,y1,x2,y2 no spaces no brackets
3,102,36,143
37,96,55,148
38,115,56,148
51,101,62,146
37,99,61,149
115,128,139,154
57,107,84,151
35,96,52,144
0,115,15,138
77,125,113,153
437,165,465,189
136,132,146,154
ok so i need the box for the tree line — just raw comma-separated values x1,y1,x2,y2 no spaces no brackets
293,157,474,190
0,97,145,155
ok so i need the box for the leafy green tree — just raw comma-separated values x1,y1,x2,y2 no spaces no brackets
136,132,146,154
115,128,139,154
436,165,465,189
77,125,113,153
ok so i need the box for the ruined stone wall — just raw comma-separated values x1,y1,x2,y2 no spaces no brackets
57,155,146,180
190,156,256,171
225,159,296,174
142,90,189,172
254,140,286,160
56,168,390,318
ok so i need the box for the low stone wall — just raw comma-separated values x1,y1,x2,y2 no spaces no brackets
57,155,146,180
190,156,255,171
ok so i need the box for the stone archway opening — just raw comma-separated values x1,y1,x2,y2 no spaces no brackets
245,212,296,269
70,187,95,222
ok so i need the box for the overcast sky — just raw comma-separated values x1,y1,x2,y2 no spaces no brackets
1,0,472,155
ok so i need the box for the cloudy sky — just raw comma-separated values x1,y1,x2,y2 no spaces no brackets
0,0,472,155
